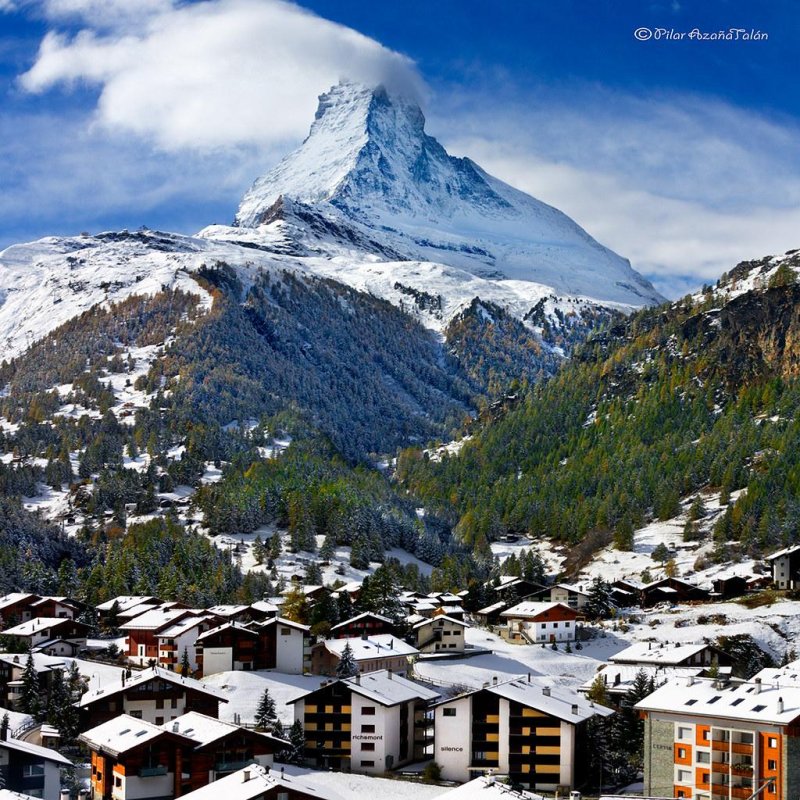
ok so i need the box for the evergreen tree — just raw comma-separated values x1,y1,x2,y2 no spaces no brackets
282,584,310,624
180,647,191,677
255,688,277,731
584,577,615,620
286,719,305,764
19,652,40,718
335,641,358,678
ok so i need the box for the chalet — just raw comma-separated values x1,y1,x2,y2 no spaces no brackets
527,584,590,610
179,763,340,800
195,618,309,676
609,579,644,607
156,615,217,673
410,615,469,655
329,612,394,639
580,665,711,704
289,669,440,773
77,666,227,728
0,728,72,800
767,545,800,590
640,577,710,607
636,674,800,800
609,641,730,669
310,635,418,677
432,674,613,791
711,575,750,600
163,711,287,791
249,601,280,621
475,601,510,626
205,605,253,624
0,655,60,710
95,596,162,627
0,618,90,656
80,714,193,800
501,601,579,643
489,577,546,601
120,608,198,665
434,604,466,621
26,597,82,621
0,595,40,628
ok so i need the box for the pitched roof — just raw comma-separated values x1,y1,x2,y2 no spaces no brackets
412,615,468,630
179,763,343,800
161,711,288,749
196,621,259,642
319,634,418,661
289,669,439,708
500,601,578,619
609,641,714,666
434,675,613,724
636,676,800,724
0,593,38,611
439,776,545,800
96,595,159,612
0,733,72,766
330,612,392,631
79,714,193,757
2,617,87,637
118,607,193,631
78,666,228,707
259,616,310,632
766,544,800,561
158,615,216,638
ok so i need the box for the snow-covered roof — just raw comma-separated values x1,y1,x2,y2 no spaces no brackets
162,711,287,748
260,616,310,632
96,595,158,612
0,593,37,611
206,604,249,617
0,652,64,674
250,600,279,615
158,615,215,639
320,634,418,661
437,604,465,614
412,615,468,630
196,621,258,642
439,776,545,800
636,676,800,725
179,763,343,800
0,789,48,800
436,675,612,724
290,669,439,709
78,666,228,707
609,641,714,666
579,665,707,694
500,601,577,620
80,713,192,757
477,601,508,615
330,612,392,631
766,545,800,561
2,617,83,636
0,733,72,765
552,582,589,596
119,607,192,631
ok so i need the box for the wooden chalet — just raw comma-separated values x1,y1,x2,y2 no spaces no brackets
77,666,227,728
120,608,198,665
640,577,710,607
329,612,394,639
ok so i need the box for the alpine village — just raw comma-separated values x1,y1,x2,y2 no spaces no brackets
0,52,799,800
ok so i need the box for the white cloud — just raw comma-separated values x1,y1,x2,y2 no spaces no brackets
431,89,800,298
20,0,422,150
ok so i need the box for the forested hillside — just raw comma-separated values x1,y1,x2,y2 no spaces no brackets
397,252,800,563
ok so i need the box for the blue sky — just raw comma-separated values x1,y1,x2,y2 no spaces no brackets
1,0,799,297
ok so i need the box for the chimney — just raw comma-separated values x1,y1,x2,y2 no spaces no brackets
778,697,784,714
492,676,498,685
755,677,762,694
687,675,694,687
355,673,361,685
571,704,578,714
361,630,367,640
242,769,251,783
281,767,285,778
527,672,531,683
543,686,550,697
388,669,393,680
172,722,179,733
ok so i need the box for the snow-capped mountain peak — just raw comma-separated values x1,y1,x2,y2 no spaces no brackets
233,81,664,307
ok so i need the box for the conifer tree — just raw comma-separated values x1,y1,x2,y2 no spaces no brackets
335,642,358,678
19,652,40,719
255,688,277,731
287,719,305,764
180,647,191,677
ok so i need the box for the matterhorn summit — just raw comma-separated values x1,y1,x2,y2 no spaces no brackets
232,81,663,308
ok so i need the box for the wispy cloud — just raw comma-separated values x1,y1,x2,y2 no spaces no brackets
19,0,422,150
431,87,800,297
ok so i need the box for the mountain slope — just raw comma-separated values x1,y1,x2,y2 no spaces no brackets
232,82,663,308
397,250,800,561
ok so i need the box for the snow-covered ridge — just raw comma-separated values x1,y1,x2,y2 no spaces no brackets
234,81,664,309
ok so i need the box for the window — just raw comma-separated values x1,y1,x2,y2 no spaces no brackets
361,743,375,751
155,717,164,725
362,707,375,716
553,623,559,628
171,698,178,709
443,708,457,717
677,791,685,798
130,710,143,719
443,631,451,636
361,760,375,767
281,627,291,635
677,726,692,740
22,764,45,778
115,777,122,788
678,748,687,758
768,738,778,748
362,725,375,733
677,770,692,783
278,793,289,800
697,752,710,764
565,622,571,628
768,760,777,771
156,699,164,709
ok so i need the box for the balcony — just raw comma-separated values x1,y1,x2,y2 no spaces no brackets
711,763,730,774
712,741,731,752
215,760,253,773
732,743,753,755
139,766,168,778
731,765,754,777
730,786,755,799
